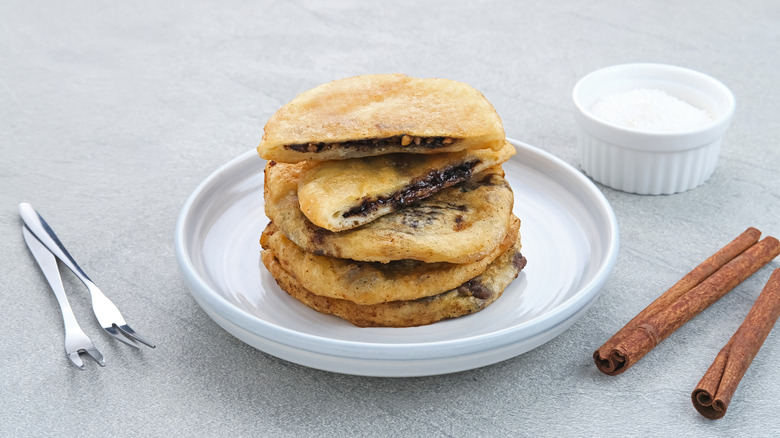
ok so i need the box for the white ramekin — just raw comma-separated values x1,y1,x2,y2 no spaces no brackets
573,63,735,195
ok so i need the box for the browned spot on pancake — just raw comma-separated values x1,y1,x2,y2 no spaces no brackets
465,172,505,189
399,207,442,229
453,215,465,231
308,223,330,245
398,202,469,230
457,174,501,194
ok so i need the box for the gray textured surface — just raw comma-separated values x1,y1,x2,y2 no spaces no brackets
2,1,779,436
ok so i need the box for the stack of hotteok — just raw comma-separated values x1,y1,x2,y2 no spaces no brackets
256,74,526,327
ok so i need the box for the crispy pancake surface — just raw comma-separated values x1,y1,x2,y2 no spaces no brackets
261,234,527,328
264,163,515,264
298,140,516,232
257,74,506,162
260,218,520,305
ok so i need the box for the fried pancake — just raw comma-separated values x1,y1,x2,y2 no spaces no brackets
257,74,506,162
298,141,516,232
261,234,527,328
260,217,520,305
264,163,515,264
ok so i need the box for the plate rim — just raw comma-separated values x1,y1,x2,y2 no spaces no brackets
174,138,619,363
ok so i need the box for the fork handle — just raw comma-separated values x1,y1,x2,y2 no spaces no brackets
22,226,81,332
19,203,94,286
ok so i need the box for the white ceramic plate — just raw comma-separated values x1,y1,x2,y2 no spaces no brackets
175,139,619,377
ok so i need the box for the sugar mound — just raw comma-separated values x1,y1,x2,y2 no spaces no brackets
590,88,713,132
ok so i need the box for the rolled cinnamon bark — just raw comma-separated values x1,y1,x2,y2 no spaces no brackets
594,228,762,375
692,268,780,419
594,231,780,376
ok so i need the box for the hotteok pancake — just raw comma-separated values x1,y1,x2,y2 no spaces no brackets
261,231,527,328
257,74,506,162
260,217,520,305
298,141,515,232
264,163,515,264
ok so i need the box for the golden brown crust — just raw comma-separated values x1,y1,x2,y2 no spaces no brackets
260,218,520,305
264,163,516,264
298,141,516,232
257,74,506,162
261,234,526,327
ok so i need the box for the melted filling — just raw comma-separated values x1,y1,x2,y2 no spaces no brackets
457,279,493,300
512,252,527,271
287,136,454,153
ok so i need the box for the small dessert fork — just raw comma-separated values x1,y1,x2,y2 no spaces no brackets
22,226,105,369
19,203,155,349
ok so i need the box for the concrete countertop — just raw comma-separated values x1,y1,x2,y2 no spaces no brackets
1,1,778,436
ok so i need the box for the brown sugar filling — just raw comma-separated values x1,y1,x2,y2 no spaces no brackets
287,135,456,153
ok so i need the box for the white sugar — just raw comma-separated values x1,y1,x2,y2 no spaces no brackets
590,88,713,132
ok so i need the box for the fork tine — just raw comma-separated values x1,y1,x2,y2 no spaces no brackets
84,347,106,367
117,324,156,348
67,352,85,370
104,325,140,349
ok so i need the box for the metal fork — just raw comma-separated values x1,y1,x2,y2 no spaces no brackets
22,226,105,369
19,203,155,349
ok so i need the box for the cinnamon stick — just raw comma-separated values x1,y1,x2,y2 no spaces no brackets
594,228,762,374
692,268,780,419
593,229,779,375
